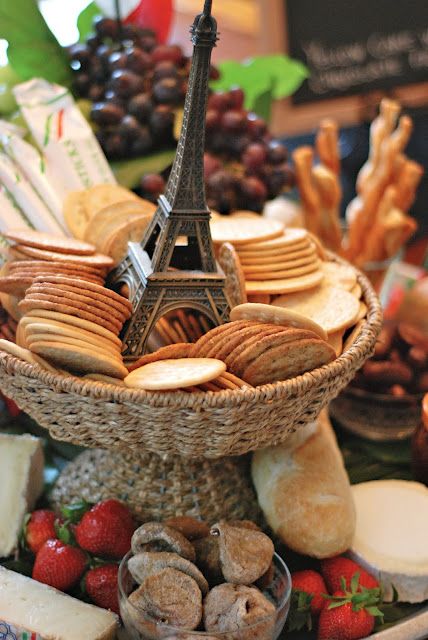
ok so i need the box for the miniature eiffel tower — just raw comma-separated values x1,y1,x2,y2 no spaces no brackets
111,0,231,359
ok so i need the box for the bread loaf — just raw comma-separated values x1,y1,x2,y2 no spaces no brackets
251,411,355,558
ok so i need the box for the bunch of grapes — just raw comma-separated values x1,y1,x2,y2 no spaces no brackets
140,88,295,213
68,16,203,159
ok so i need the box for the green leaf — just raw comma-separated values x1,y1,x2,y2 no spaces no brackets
0,0,72,86
210,55,309,119
350,572,361,593
77,2,101,42
60,499,90,524
111,149,176,189
56,521,74,545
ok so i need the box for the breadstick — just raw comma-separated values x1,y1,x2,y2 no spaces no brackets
357,98,401,194
394,159,424,212
292,146,321,236
312,164,342,252
383,210,417,259
355,185,397,266
316,119,340,176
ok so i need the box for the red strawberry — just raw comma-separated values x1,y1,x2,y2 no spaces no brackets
292,570,328,615
318,587,383,640
321,557,379,593
75,499,135,560
25,510,57,554
32,539,87,591
85,564,120,614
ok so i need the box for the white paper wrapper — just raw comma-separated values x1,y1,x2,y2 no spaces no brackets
0,152,65,235
0,186,31,233
0,131,66,231
13,79,116,196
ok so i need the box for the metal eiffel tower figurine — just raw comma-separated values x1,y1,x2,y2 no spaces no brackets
111,0,231,359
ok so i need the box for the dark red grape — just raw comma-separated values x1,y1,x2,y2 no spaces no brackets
118,114,144,140
229,87,245,110
93,16,119,39
90,102,125,126
125,47,153,74
89,58,107,83
247,112,267,138
227,134,252,157
128,93,153,123
207,169,236,191
149,105,175,142
68,43,92,68
85,33,102,50
130,127,153,156
242,142,268,171
139,34,157,52
221,110,247,132
205,109,221,130
73,74,90,97
121,23,143,41
88,84,105,102
153,78,182,105
100,131,127,159
208,92,231,112
108,50,128,71
153,61,179,81
140,173,166,197
104,90,126,108
204,153,222,179
267,140,288,164
109,69,144,98
152,44,184,66
207,131,227,154
96,44,113,66
240,176,267,202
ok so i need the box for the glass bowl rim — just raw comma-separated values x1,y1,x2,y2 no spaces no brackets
345,383,423,404
118,549,292,637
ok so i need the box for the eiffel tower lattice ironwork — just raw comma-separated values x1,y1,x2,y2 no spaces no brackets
111,0,231,359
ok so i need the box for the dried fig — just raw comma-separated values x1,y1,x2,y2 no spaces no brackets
128,551,209,594
165,516,210,541
211,521,274,585
203,583,275,639
193,535,222,583
128,568,202,639
228,520,262,532
131,522,196,562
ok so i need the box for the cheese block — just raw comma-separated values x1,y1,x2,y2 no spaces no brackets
0,433,44,558
350,480,428,603
0,567,118,639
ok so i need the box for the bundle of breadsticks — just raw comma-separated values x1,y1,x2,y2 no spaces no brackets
292,99,424,268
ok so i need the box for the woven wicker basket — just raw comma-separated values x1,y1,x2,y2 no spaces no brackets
0,262,382,459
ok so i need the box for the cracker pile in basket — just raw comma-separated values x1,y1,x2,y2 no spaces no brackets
0,216,369,391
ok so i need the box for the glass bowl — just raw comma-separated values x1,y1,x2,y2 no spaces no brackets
329,384,422,441
118,550,292,640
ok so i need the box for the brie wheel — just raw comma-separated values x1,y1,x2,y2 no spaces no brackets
350,480,428,603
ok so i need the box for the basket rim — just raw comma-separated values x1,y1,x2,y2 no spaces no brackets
0,257,383,409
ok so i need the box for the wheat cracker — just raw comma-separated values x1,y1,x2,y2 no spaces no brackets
82,184,140,218
210,217,284,245
243,260,320,280
100,215,153,265
237,228,308,251
63,190,88,239
190,320,248,356
245,270,324,295
31,341,128,379
127,343,193,372
274,285,360,334
19,298,121,334
351,282,362,299
4,230,95,256
25,333,122,361
327,330,344,357
230,302,328,340
125,357,226,390
206,323,267,360
192,320,258,357
238,245,316,265
15,245,114,268
321,261,357,291
23,320,122,354
0,275,33,295
218,242,247,308
22,311,122,347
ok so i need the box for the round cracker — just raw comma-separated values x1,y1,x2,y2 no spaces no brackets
14,245,114,268
356,301,368,322
237,228,308,251
25,333,122,360
190,321,245,356
327,330,343,357
245,270,324,295
0,338,34,363
82,184,140,218
8,260,104,276
192,320,258,357
31,276,132,313
241,338,335,386
84,200,156,245
243,260,320,280
100,215,153,266
127,343,193,372
63,190,88,239
206,323,267,360
351,282,362,299
22,311,122,347
240,253,317,273
218,242,247,308
210,217,284,245
0,275,33,295
19,298,121,334
23,320,122,353
4,230,96,256
83,373,126,386
125,357,226,390
31,341,128,379
321,261,357,291
230,303,328,341
238,245,316,265
274,285,360,334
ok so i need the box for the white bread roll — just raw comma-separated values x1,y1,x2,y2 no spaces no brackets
251,411,355,558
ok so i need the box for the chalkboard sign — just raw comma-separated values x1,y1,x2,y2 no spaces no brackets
285,0,428,104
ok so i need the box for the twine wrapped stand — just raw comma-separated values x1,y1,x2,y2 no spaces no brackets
0,1,382,523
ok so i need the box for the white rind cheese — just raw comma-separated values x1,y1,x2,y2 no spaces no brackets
350,480,428,603
0,567,118,640
0,433,44,558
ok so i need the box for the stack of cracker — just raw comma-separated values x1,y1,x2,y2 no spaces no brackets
15,275,131,380
149,310,212,351
64,184,156,265
0,230,114,326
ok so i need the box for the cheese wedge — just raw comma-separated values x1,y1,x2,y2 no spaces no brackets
350,480,428,603
0,567,118,639
0,433,44,558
